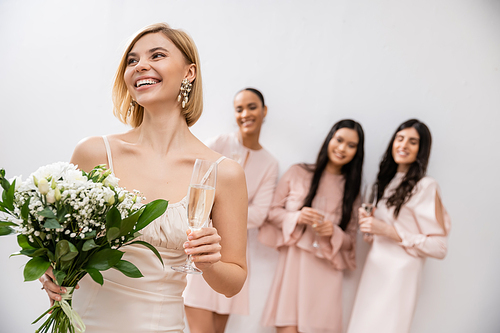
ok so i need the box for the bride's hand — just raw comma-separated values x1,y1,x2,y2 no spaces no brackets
39,267,80,307
184,227,222,271
39,267,64,306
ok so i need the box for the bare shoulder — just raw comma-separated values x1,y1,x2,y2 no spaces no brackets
70,136,108,173
217,158,246,187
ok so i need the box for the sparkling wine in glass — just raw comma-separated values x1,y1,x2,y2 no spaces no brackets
171,159,217,274
230,133,247,166
312,196,327,249
361,184,377,237
362,184,377,215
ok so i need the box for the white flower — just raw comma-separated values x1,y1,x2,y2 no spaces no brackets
103,174,120,188
46,190,56,204
38,178,50,195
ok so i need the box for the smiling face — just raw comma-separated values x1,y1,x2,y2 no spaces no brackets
123,32,194,110
234,90,267,136
327,128,359,172
392,127,420,172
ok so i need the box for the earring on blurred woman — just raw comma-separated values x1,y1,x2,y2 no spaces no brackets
127,100,136,117
178,78,192,108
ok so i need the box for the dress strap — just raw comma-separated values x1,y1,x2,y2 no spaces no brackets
215,156,226,164
101,136,114,173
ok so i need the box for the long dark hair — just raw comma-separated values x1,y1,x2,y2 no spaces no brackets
375,119,432,218
302,119,364,231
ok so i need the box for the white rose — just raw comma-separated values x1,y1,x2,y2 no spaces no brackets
46,190,56,203
103,189,116,206
38,178,50,195
103,174,119,188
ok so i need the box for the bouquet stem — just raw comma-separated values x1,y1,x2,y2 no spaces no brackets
33,287,85,333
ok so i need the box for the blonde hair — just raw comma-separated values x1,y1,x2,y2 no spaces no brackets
112,23,203,127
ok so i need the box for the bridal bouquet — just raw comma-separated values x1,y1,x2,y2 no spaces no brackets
0,162,168,333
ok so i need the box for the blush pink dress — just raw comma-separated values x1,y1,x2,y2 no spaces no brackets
347,173,451,333
183,132,279,315
258,164,358,333
72,136,189,332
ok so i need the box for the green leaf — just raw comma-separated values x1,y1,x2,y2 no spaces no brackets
55,240,78,262
106,227,120,243
53,269,67,286
82,230,97,239
1,178,9,192
106,206,122,229
0,226,15,236
2,179,15,211
128,240,164,267
113,259,143,278
43,218,62,229
0,221,17,227
23,257,51,281
85,268,103,285
20,248,47,257
56,205,68,223
135,199,168,233
82,239,99,251
119,208,143,237
17,234,35,249
21,197,31,220
47,250,55,262
38,207,57,219
85,248,124,271
55,240,70,261
60,242,78,262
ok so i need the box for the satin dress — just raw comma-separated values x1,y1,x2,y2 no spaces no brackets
72,136,189,332
347,173,451,333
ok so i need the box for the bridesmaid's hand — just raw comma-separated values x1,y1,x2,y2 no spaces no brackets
314,220,334,237
184,227,222,271
358,216,387,235
358,206,371,221
362,233,374,244
297,207,324,227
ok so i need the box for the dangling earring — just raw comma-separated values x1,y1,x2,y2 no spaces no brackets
127,100,136,117
177,78,192,108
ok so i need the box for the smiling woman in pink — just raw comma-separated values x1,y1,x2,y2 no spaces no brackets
347,119,451,333
259,119,364,333
184,88,279,333
38,23,248,333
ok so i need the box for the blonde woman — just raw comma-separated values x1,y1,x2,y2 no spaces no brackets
38,23,248,333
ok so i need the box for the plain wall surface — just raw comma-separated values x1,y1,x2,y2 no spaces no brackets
1,1,499,332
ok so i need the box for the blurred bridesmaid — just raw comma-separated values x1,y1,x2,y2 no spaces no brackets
184,88,279,333
259,119,364,333
347,119,451,333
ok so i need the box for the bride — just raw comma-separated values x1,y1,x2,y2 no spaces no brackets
39,22,248,332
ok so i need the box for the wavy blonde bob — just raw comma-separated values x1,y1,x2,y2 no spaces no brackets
112,23,203,127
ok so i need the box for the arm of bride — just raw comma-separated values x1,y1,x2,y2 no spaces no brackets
185,158,248,297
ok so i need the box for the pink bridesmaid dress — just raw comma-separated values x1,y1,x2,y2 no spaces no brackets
183,132,279,315
347,173,451,333
259,164,358,333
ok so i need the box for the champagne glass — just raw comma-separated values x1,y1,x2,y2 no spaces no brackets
362,183,377,215
171,159,217,274
361,183,377,236
230,133,247,166
312,196,327,249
